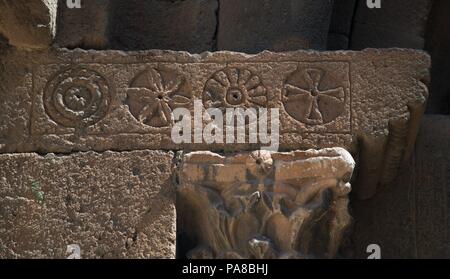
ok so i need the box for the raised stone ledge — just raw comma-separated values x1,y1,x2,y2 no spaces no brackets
0,48,430,198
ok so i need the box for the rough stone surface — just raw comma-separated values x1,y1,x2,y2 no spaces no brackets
177,148,355,259
0,0,58,48
108,0,218,53
0,150,176,258
217,0,334,53
352,115,450,258
55,0,110,49
0,48,430,197
350,0,432,50
424,0,450,114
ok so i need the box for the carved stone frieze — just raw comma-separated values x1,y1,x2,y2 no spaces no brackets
0,49,430,197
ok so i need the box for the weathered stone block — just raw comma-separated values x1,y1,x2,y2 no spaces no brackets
0,0,58,48
0,150,175,258
0,48,430,197
177,148,355,258
217,0,334,52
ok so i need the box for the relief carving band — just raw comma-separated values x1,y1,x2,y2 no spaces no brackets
283,66,347,125
18,49,428,199
126,67,191,127
177,148,355,259
43,67,111,128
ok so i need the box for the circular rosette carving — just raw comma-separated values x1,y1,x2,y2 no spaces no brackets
282,68,345,125
43,67,111,128
203,67,268,110
126,67,191,127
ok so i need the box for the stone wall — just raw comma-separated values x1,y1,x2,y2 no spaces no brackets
0,0,448,259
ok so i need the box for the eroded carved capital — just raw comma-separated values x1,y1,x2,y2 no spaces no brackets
177,148,355,259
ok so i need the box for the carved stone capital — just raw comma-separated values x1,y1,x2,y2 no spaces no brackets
177,148,355,259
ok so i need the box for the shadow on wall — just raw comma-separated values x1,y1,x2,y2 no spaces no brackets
108,0,218,53
55,0,336,54
107,0,335,53
425,0,450,114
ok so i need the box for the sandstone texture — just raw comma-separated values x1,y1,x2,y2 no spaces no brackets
0,0,58,48
177,148,355,259
217,0,334,53
0,150,176,258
